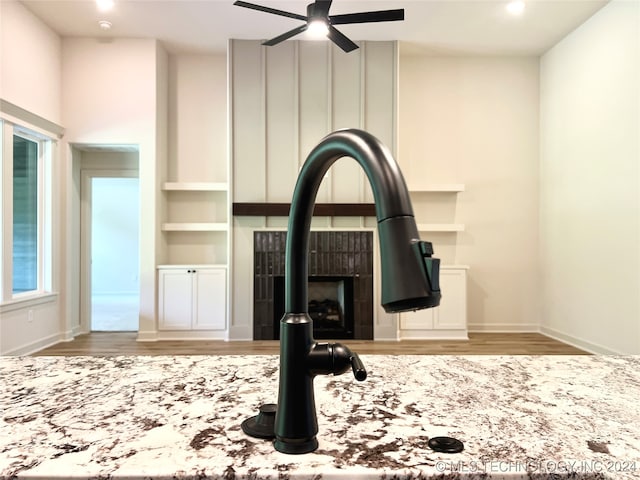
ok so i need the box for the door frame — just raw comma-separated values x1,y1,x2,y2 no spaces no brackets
80,169,139,333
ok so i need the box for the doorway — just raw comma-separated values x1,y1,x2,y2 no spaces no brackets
80,151,140,332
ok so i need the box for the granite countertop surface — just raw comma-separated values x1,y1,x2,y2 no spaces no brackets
1,354,639,479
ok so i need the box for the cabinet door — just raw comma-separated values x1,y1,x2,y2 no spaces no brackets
193,268,226,330
433,269,467,330
399,308,434,330
158,269,193,330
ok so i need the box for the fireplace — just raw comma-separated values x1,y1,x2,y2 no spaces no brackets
273,276,354,339
253,231,373,340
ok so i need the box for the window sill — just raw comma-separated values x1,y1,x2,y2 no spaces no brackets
0,292,59,314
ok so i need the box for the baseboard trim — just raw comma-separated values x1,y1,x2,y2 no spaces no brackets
4,332,64,356
399,329,468,340
153,331,227,341
137,331,158,342
539,326,622,355
468,323,539,333
227,325,252,341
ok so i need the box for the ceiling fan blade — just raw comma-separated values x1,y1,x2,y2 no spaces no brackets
327,25,359,53
233,1,307,21
330,9,404,25
262,24,308,46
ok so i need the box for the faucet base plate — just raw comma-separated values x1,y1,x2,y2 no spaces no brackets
241,403,277,439
274,436,319,454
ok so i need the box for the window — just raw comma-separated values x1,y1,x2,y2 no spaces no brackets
1,121,53,301
13,134,40,294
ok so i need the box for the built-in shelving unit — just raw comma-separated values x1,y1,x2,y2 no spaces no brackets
409,184,465,233
158,180,230,338
161,181,229,265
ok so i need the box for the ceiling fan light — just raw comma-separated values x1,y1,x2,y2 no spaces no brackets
96,0,114,11
506,0,525,15
307,19,329,39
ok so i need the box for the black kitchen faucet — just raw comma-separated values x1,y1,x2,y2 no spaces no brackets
242,129,441,454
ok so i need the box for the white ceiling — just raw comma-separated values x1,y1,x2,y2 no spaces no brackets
21,0,609,55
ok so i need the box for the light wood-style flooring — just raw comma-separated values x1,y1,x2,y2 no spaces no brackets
33,332,588,356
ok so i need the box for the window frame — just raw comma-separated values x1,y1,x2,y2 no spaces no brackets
1,120,54,303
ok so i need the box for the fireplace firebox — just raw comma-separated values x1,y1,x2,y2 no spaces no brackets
253,231,373,340
273,276,354,339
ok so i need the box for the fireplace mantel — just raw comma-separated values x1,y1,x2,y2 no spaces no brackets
233,203,376,217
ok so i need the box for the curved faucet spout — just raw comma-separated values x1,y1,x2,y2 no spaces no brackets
286,129,441,314
257,129,441,454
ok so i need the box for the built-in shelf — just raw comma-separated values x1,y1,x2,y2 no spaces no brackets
408,184,465,193
162,223,228,232
417,223,465,232
162,182,228,191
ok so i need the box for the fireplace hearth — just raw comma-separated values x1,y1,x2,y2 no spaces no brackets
253,231,373,340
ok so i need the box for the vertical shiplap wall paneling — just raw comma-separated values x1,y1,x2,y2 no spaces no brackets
331,43,364,204
298,42,331,205
231,39,397,206
232,40,266,203
364,42,397,204
265,42,297,203
359,42,371,209
331,43,365,230
230,40,266,339
230,39,398,339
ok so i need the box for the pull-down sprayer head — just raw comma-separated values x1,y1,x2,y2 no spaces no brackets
378,216,441,312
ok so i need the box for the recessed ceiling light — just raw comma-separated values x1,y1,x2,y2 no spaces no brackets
96,0,114,11
506,0,525,15
98,20,113,31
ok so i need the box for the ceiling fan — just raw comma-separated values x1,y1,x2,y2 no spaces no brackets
233,0,405,53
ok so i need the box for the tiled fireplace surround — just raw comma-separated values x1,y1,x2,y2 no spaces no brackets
253,231,374,340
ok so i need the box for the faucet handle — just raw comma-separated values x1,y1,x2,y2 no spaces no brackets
309,343,367,381
350,352,367,381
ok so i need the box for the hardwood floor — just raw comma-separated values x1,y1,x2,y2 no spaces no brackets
33,332,588,356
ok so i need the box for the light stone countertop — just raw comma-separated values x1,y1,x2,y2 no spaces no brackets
1,355,639,479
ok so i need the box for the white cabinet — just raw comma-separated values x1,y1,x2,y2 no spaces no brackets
399,266,468,339
158,266,226,331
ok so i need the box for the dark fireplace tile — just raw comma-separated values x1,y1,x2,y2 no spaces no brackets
253,231,374,341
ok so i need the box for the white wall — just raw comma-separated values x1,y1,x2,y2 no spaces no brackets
61,38,167,340
539,0,640,354
168,54,227,183
0,0,62,355
399,54,540,332
0,0,61,123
